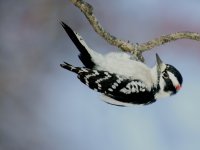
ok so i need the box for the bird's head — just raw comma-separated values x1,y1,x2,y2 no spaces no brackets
154,54,183,99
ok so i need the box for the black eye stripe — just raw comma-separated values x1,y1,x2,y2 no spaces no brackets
163,77,176,94
162,71,169,78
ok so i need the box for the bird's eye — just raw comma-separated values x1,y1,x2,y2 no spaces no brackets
163,71,169,79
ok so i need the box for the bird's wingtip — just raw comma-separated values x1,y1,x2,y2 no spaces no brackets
60,61,69,67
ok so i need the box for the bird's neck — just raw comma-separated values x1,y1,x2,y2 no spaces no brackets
151,65,160,90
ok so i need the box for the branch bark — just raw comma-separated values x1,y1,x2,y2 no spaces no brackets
138,32,200,53
70,0,200,61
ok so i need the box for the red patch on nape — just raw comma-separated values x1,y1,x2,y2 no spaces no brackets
176,85,181,91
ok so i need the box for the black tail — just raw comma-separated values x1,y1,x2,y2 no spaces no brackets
60,21,95,68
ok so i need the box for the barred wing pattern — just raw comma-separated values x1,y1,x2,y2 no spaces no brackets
61,62,156,105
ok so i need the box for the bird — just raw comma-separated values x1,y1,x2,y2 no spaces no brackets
60,21,183,106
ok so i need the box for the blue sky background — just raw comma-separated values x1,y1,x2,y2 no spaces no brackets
0,0,200,150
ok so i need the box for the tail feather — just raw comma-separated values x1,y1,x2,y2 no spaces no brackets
60,21,95,68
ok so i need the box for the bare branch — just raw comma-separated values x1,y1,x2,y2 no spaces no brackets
70,0,200,61
138,32,200,52
70,0,137,51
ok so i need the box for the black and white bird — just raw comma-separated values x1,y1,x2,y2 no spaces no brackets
60,22,183,106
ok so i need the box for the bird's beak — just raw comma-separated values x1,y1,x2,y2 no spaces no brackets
156,53,163,81
156,53,163,68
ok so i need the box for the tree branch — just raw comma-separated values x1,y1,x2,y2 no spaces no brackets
70,0,200,61
138,32,200,53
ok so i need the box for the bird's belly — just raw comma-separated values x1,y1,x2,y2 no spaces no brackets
96,58,153,90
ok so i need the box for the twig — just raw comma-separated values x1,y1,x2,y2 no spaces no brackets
138,32,200,53
70,0,200,61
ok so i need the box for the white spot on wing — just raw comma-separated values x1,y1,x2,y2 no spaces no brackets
108,88,113,92
98,84,102,88
114,83,118,86
81,68,88,72
120,81,147,94
69,66,76,70
112,85,116,89
120,88,131,94
84,70,100,80
116,79,121,84
95,72,112,84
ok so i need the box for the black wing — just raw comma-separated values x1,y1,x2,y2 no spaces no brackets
61,62,156,105
81,70,156,105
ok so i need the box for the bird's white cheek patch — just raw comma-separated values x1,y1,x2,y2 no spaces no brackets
168,72,180,90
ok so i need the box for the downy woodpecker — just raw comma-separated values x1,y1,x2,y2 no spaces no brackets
60,22,183,106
